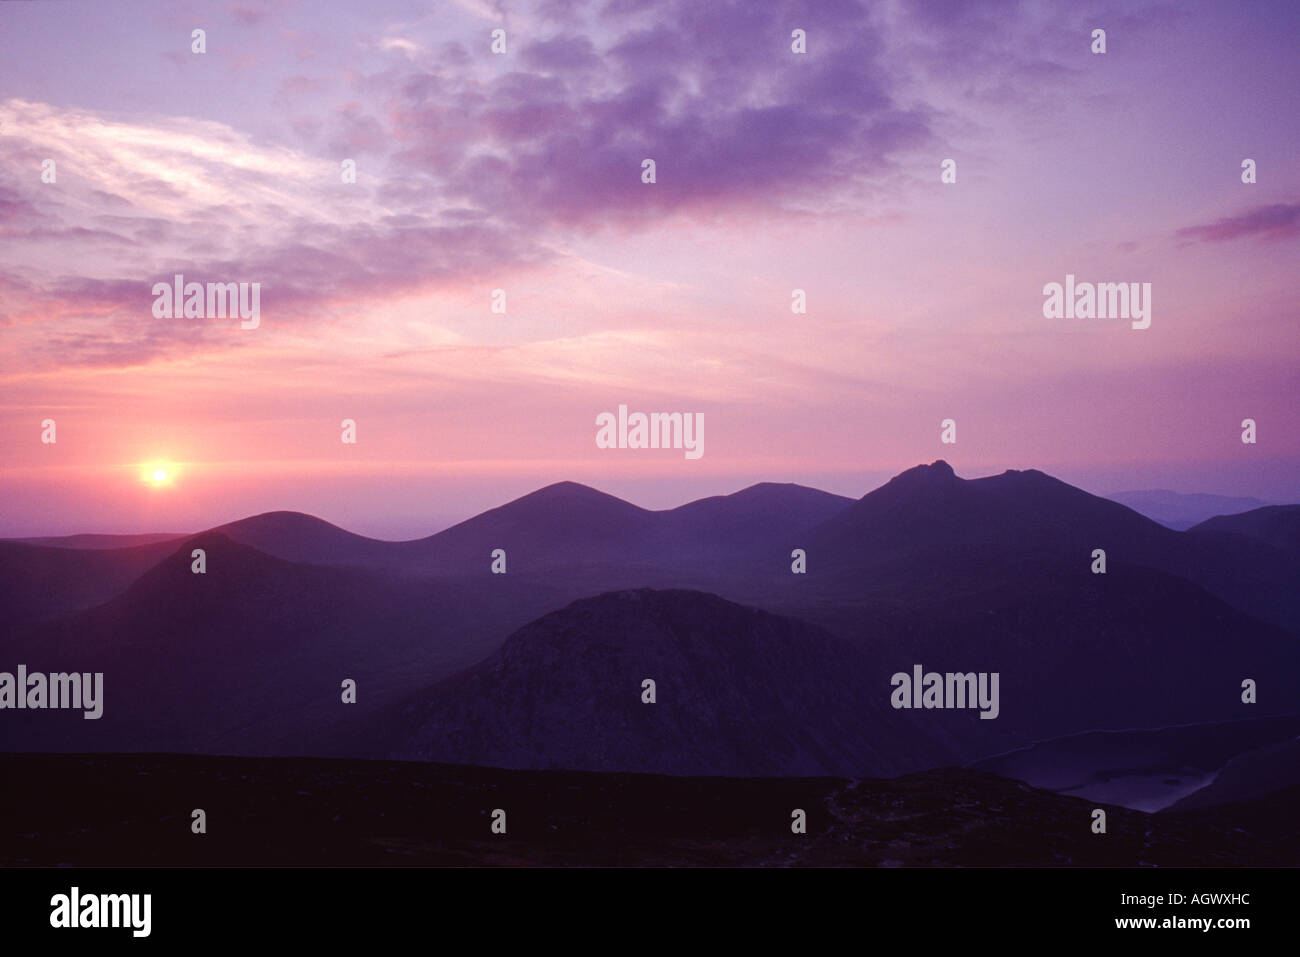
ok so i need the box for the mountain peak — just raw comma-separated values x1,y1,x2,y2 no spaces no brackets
509,481,646,513
885,459,958,488
218,510,340,532
517,480,602,499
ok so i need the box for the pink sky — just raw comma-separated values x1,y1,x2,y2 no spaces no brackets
1,0,1297,537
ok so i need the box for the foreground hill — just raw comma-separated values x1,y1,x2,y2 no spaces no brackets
384,588,1000,776
0,753,1291,867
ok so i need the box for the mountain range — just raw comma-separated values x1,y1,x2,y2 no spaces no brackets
2,462,1296,813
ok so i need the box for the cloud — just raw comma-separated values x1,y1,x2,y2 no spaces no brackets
379,37,422,58
1175,203,1300,244
0,0,1179,375
230,4,270,27
0,92,563,370
278,75,329,97
0,186,40,224
384,0,930,230
327,103,389,155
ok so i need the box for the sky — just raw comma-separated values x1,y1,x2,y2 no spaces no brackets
0,0,1296,538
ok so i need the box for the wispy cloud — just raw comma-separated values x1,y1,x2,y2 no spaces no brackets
1175,202,1300,244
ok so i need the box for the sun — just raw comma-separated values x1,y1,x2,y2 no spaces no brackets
139,460,180,487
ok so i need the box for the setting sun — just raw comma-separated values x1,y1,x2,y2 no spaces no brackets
139,461,179,487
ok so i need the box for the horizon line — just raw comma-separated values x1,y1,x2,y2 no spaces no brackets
2,461,1291,543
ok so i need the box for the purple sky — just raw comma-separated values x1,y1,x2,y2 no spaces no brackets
0,0,1297,537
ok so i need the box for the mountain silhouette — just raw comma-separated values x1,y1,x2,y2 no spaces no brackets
806,460,1172,558
405,480,854,573
787,460,1300,637
3,462,1297,778
408,482,658,572
655,482,853,553
207,481,852,574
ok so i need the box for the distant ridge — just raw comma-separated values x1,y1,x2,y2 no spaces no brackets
10,532,189,550
213,511,410,567
209,481,855,572
1107,489,1275,530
